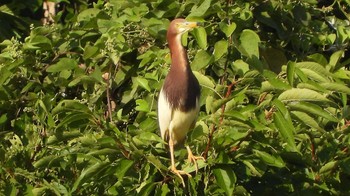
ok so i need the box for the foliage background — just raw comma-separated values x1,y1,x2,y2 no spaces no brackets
1,0,350,195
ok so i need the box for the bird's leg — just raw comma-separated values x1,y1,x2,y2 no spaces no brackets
169,136,191,187
186,145,205,173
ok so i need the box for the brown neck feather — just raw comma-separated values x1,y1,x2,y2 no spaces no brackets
168,34,189,71
163,33,200,112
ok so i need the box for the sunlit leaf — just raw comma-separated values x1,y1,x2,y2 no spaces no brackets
239,29,260,58
213,40,228,61
278,88,329,102
219,22,236,37
188,0,211,17
193,27,207,49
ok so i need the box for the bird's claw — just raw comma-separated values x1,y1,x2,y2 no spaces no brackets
171,166,191,187
186,146,205,173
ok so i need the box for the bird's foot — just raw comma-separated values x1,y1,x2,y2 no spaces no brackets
186,146,205,173
171,165,191,187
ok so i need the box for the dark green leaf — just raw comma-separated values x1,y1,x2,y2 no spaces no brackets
47,58,77,73
213,166,236,196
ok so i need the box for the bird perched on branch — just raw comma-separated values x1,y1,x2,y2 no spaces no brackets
158,18,204,186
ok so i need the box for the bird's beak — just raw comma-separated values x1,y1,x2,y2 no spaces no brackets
179,21,199,32
186,21,198,29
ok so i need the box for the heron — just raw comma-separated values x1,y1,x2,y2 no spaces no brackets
158,18,204,186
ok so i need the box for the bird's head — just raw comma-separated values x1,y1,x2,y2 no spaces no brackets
167,18,199,38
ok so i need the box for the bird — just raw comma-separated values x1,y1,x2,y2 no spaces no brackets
158,18,204,186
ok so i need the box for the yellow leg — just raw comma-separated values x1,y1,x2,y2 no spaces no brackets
186,145,205,173
169,137,191,187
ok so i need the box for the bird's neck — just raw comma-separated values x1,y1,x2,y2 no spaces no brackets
169,34,190,72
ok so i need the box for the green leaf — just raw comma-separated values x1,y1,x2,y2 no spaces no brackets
288,102,338,122
213,40,228,61
232,60,250,75
146,155,168,173
77,8,101,22
71,161,110,193
319,161,338,174
253,150,286,168
114,159,134,180
135,99,150,112
273,110,298,152
83,46,99,60
133,77,151,92
193,71,215,88
242,160,262,177
278,88,329,102
213,166,236,196
291,111,324,132
47,58,77,73
191,50,213,71
188,0,211,17
329,50,343,69
320,82,350,95
287,61,296,86
239,29,260,58
219,22,236,37
52,100,91,115
261,78,291,92
295,62,331,79
137,132,164,144
193,27,207,49
33,155,59,168
299,68,329,82
56,113,93,129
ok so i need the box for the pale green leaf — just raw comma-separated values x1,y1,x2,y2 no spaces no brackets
320,82,350,95
188,0,211,17
295,62,331,79
278,88,329,102
291,111,324,132
287,61,296,86
219,22,236,37
213,40,228,61
329,50,344,68
193,27,207,49
239,29,260,58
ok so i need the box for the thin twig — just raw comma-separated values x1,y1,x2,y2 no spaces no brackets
106,63,114,122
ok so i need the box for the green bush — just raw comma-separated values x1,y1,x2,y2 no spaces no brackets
1,0,350,195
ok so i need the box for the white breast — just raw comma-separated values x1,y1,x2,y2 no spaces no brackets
158,88,199,145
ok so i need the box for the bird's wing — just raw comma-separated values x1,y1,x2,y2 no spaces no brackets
158,88,172,141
